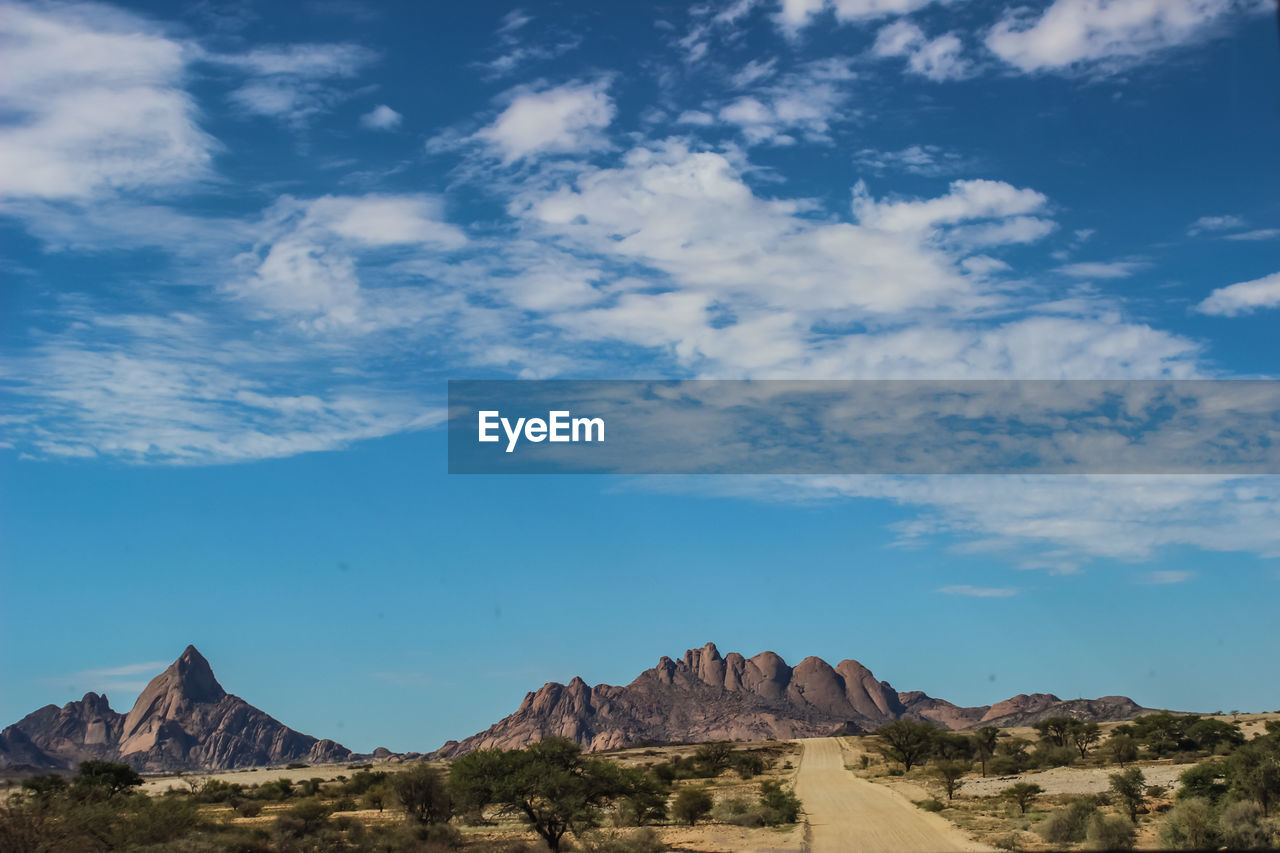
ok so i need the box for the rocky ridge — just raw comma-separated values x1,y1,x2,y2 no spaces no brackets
432,642,1149,757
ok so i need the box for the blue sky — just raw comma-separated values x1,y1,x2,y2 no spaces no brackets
1,0,1279,752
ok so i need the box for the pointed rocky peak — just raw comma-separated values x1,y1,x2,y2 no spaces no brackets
80,692,113,713
170,646,224,703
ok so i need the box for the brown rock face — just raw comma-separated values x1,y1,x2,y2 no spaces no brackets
1,646,352,772
432,642,1150,757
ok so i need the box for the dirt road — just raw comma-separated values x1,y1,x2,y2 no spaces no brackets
794,738,990,853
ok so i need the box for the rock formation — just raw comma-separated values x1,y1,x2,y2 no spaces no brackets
432,642,1149,757
0,646,351,772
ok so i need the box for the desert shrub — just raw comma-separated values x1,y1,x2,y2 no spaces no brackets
253,778,294,800
915,798,945,812
1178,762,1227,802
758,780,801,825
1032,744,1076,768
342,768,390,796
991,832,1022,850
731,752,767,778
613,771,668,827
286,763,308,770
931,759,969,801
363,784,392,813
1086,813,1136,850
331,796,358,812
1219,800,1275,850
1146,784,1168,798
577,827,667,853
711,795,753,822
1001,782,1044,815
692,743,733,776
1037,798,1099,844
886,767,904,776
671,787,713,826
1110,768,1146,821
235,800,263,818
392,763,453,825
1159,797,1218,849
275,797,331,838
192,778,244,804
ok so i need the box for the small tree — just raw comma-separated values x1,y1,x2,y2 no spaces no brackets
1225,736,1280,816
1109,767,1146,822
875,720,936,772
449,747,505,821
1069,721,1102,759
692,742,733,777
1033,718,1073,748
931,760,969,802
672,787,713,826
758,780,801,824
75,760,143,798
1001,782,1044,814
1086,813,1136,850
391,763,453,824
1158,797,1218,849
1105,732,1139,767
465,738,635,852
971,727,999,776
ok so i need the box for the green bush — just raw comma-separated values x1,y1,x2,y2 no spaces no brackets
578,827,667,853
235,800,263,817
1032,744,1077,768
1219,800,1274,850
672,786,713,826
1037,798,1099,844
1159,797,1218,849
758,780,801,825
915,798,945,812
1086,813,1136,850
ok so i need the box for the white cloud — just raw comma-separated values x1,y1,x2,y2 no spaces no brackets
852,179,1047,232
1057,260,1146,279
776,0,947,31
855,145,970,176
3,311,444,463
1195,270,1280,317
0,1,214,200
676,109,716,126
229,194,466,330
987,0,1255,74
1224,229,1280,242
212,43,375,124
697,474,1280,562
713,58,857,145
940,585,1018,597
1188,214,1245,235
476,80,615,163
360,104,402,130
872,21,971,81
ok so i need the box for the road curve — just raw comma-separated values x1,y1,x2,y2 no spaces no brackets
794,738,990,853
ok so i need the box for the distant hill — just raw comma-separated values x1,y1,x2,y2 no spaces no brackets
0,646,351,773
432,642,1150,757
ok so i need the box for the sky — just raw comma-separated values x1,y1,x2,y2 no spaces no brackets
1,0,1279,753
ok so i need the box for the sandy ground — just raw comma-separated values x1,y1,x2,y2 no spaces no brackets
958,763,1187,798
794,738,990,853
138,762,392,795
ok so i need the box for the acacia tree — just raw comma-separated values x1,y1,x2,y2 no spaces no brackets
932,760,970,801
875,720,936,772
391,763,452,824
1001,782,1044,814
1070,722,1102,759
971,727,999,776
1110,768,1147,822
452,737,634,852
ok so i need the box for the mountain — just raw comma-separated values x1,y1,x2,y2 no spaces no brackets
432,642,1150,757
0,646,351,773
